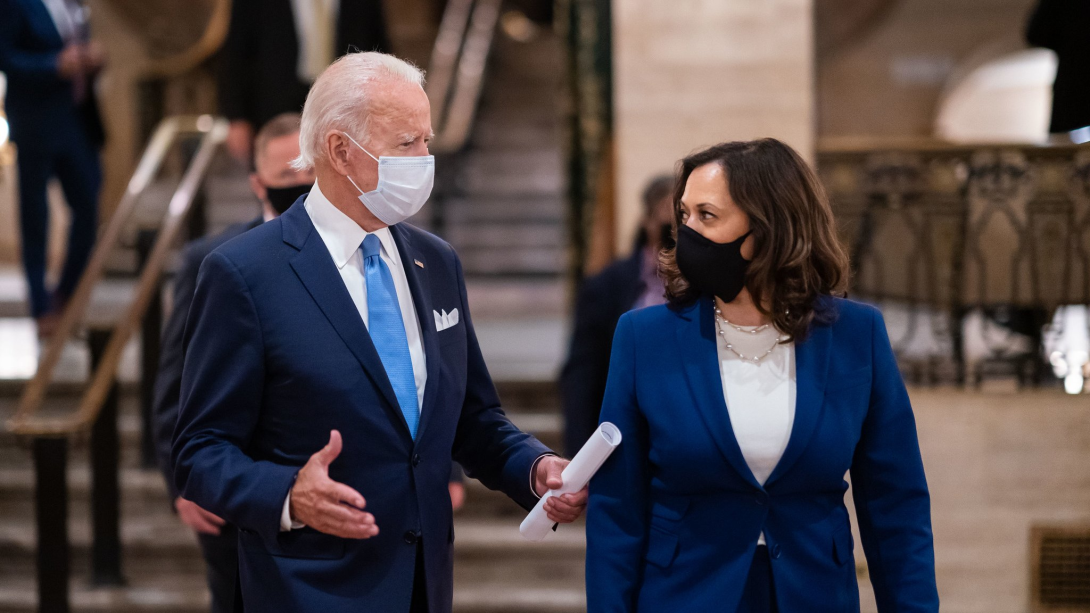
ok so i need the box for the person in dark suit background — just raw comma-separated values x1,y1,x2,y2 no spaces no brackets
153,113,315,613
219,0,391,161
0,0,105,336
1026,0,1090,135
559,175,674,456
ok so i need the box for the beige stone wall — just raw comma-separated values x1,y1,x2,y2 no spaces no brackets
818,0,1038,138
612,0,815,255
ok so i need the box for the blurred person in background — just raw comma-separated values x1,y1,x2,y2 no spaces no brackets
587,139,937,612
560,175,674,456
1026,0,1090,138
153,112,314,613
219,0,391,161
0,0,105,337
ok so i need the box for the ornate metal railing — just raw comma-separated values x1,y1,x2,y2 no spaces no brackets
818,139,1090,387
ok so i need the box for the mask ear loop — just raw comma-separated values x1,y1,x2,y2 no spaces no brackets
341,131,380,195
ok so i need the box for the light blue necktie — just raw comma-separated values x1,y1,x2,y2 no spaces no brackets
362,234,419,439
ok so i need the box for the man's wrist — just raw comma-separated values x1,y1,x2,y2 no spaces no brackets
529,453,559,499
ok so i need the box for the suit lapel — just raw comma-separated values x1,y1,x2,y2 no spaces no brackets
281,204,411,439
23,0,66,47
765,318,832,486
677,297,763,490
390,224,441,445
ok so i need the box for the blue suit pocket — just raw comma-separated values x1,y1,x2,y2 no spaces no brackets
239,528,346,560
646,524,680,569
832,527,854,566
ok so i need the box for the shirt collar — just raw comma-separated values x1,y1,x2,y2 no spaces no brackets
303,180,397,269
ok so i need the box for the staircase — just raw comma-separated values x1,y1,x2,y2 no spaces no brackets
0,381,585,613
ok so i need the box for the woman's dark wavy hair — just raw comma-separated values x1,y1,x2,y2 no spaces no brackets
659,138,850,342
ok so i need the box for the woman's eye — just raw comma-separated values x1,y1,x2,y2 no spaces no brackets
700,211,714,220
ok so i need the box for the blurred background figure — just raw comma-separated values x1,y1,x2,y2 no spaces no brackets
559,174,673,456
1026,0,1090,140
152,112,313,613
219,0,391,161
0,0,104,337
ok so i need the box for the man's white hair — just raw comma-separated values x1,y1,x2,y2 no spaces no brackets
291,52,425,171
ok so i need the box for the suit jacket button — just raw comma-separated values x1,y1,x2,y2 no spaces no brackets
754,492,768,506
412,454,421,468
771,544,782,559
404,530,419,544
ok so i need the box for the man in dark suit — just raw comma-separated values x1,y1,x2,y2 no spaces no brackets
0,0,104,336
172,52,586,613
1027,0,1090,134
154,113,314,613
219,0,391,161
559,175,674,456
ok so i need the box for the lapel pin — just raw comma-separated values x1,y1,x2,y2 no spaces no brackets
414,259,425,269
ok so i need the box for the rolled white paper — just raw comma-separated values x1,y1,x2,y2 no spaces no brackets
520,422,622,541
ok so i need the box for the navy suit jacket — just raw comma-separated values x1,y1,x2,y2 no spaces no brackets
172,199,551,612
0,0,104,148
586,296,938,612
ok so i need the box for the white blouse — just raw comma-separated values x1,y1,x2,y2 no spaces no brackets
714,319,796,545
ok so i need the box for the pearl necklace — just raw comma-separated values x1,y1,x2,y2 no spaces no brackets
714,307,784,363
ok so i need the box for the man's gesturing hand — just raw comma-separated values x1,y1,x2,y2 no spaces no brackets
533,456,588,524
289,430,379,539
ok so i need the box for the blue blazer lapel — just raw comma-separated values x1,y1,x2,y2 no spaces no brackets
389,224,441,444
22,0,66,48
280,202,411,439
765,317,832,486
676,297,763,490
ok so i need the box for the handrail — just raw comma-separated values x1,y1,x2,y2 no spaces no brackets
427,0,503,154
8,115,229,437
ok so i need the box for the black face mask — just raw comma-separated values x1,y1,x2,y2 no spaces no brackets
675,224,752,303
264,183,312,215
659,223,676,251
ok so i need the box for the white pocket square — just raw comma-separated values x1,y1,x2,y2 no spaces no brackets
434,308,460,332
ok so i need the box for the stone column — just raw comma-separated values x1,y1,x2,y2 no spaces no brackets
612,0,815,254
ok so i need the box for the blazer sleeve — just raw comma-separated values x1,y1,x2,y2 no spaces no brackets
449,249,552,511
850,308,939,612
171,251,298,541
0,0,63,83
586,313,648,613
152,245,206,501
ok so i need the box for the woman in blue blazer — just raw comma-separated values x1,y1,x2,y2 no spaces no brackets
586,139,938,612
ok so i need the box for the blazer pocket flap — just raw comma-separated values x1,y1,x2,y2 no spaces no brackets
646,524,680,568
832,528,854,566
239,528,346,560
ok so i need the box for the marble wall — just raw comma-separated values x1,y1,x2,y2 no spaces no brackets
611,0,815,254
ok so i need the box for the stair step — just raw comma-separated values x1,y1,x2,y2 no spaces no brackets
441,196,564,224
447,224,565,250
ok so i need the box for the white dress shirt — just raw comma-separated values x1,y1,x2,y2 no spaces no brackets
281,180,427,531
715,319,796,545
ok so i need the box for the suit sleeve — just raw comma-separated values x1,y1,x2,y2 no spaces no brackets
850,308,939,612
0,0,63,82
449,249,552,511
217,0,257,121
585,314,647,613
559,276,613,456
152,246,205,501
172,251,298,541
1026,0,1062,49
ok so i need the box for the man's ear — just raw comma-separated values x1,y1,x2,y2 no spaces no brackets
249,173,267,203
325,130,354,176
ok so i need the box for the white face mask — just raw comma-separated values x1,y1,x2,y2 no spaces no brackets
342,131,435,226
